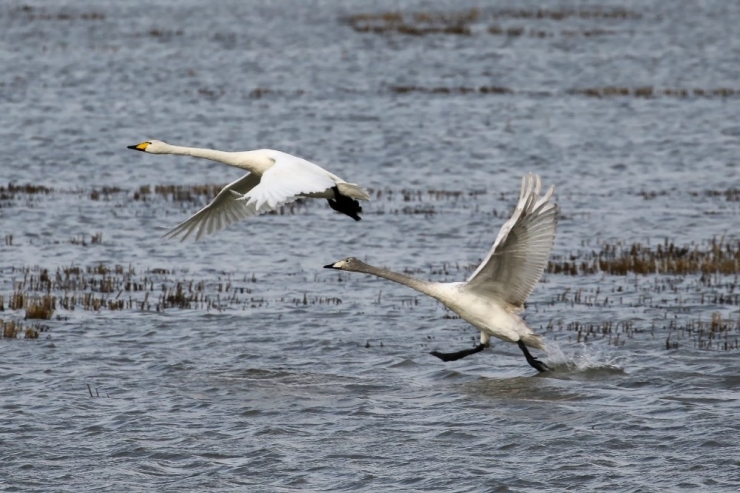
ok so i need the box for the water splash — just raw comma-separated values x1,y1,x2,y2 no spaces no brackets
544,341,628,375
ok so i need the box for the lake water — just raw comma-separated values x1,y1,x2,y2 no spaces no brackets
1,0,740,491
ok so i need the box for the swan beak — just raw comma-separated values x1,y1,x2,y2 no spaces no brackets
324,263,339,269
127,142,150,152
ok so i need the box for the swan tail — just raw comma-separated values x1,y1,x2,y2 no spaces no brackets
522,333,546,351
336,182,371,202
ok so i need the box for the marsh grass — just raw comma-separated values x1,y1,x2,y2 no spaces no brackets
5,5,106,22
346,7,640,36
571,87,739,98
1,320,47,339
3,263,263,314
2,320,21,338
389,85,740,99
665,312,740,351
346,9,478,36
0,183,52,201
694,189,740,202
487,26,616,37
489,8,642,20
548,238,740,276
391,85,512,95
25,295,55,320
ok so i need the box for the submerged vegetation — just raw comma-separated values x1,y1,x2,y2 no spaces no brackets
388,85,740,99
345,7,641,36
2,5,106,22
570,87,739,99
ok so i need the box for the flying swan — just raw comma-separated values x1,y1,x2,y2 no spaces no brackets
127,140,370,241
325,173,557,373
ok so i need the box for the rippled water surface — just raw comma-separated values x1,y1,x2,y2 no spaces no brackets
2,1,740,491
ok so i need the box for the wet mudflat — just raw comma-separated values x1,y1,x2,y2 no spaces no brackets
1,1,740,491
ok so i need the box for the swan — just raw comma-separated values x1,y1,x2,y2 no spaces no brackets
127,140,370,241
325,173,557,373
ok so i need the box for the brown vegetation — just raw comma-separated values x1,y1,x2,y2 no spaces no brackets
1,320,47,339
25,295,55,320
548,238,740,276
388,86,740,99
346,9,478,36
345,7,639,36
490,8,641,20
390,85,512,95
4,5,106,21
571,87,739,98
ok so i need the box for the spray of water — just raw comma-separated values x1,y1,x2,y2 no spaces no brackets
544,341,628,373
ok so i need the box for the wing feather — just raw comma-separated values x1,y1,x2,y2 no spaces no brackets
163,173,261,241
237,153,337,211
465,173,558,308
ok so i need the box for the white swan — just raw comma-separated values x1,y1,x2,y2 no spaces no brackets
325,173,557,373
127,140,370,241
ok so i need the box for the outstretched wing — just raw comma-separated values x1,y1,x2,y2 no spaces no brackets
237,152,337,211
465,173,557,309
163,172,261,241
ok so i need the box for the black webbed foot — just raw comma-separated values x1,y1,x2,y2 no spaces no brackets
431,343,486,362
327,186,362,221
517,340,550,373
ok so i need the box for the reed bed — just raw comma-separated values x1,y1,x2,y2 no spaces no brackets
487,26,616,38
346,9,479,36
541,313,740,351
489,8,642,20
548,238,740,276
695,189,740,202
570,87,740,99
0,182,52,201
186,86,740,100
1,320,47,339
345,7,640,36
664,312,740,351
389,85,740,99
1,263,305,315
2,5,106,22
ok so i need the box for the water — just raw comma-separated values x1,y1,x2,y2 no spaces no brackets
2,0,740,491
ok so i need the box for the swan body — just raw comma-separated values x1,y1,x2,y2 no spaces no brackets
127,140,370,241
325,173,557,372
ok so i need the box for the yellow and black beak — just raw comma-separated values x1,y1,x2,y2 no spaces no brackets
324,263,338,269
127,142,150,152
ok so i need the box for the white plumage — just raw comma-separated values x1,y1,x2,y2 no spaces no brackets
325,173,557,372
127,140,370,241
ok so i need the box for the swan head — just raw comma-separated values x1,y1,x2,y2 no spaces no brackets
127,139,169,154
324,257,362,271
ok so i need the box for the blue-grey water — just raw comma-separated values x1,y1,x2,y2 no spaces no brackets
2,1,740,491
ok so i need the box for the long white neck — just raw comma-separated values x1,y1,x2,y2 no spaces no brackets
160,144,267,173
352,262,444,300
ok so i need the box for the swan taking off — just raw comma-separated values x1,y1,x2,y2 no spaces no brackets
127,140,370,241
325,173,557,373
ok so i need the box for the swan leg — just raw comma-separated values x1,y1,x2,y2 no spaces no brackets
327,187,362,221
517,340,550,373
431,343,486,362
